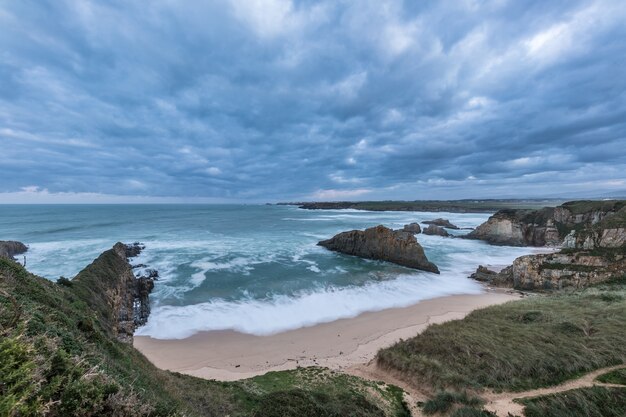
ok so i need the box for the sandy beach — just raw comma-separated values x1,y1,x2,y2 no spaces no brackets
134,289,520,381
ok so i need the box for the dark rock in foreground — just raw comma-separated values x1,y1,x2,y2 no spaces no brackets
423,225,450,237
318,225,439,273
422,218,459,229
72,242,155,343
402,223,422,234
0,240,28,259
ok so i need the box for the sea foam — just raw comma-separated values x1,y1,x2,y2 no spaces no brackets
136,268,484,339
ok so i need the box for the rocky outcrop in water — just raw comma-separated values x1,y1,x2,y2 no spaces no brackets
422,218,459,229
0,241,28,259
73,242,155,343
402,223,422,234
318,225,439,273
423,225,450,237
469,265,499,282
466,200,626,247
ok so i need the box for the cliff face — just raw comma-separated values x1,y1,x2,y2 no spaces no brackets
318,225,439,273
466,201,626,247
72,242,154,343
0,240,28,259
491,250,625,291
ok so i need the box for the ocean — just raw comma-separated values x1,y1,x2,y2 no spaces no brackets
0,204,537,339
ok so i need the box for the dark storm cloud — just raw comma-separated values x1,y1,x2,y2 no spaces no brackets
1,0,625,202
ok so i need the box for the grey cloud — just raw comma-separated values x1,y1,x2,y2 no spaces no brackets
1,0,625,202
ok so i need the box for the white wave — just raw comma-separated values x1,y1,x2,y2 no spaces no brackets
136,270,483,339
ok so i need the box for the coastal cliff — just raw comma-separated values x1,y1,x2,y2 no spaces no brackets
72,242,154,343
466,200,625,247
318,225,439,273
470,202,626,290
474,249,625,291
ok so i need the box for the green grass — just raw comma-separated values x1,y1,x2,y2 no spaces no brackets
560,200,626,216
422,391,483,415
377,284,626,392
0,255,410,417
521,387,626,417
597,368,626,385
450,408,496,417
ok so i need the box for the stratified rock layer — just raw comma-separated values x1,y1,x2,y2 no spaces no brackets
318,225,439,273
466,201,626,247
471,249,625,291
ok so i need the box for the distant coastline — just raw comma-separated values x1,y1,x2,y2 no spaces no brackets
276,198,568,213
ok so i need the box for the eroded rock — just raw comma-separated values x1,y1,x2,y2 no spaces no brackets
318,225,439,273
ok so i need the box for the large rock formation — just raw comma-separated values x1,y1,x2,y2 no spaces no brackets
474,250,626,291
0,241,28,259
318,225,439,273
561,206,626,250
423,225,450,237
466,200,626,247
422,218,459,229
72,242,155,343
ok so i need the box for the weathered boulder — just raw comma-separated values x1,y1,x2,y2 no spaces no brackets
402,223,422,234
0,241,28,259
423,225,450,237
422,218,459,229
469,265,498,282
318,225,439,273
72,242,155,343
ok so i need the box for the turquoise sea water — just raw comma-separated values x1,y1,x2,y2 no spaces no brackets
0,204,537,338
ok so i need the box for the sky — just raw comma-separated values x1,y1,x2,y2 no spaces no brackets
1,0,625,203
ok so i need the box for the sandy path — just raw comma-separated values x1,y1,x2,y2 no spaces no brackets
483,365,626,416
347,361,430,417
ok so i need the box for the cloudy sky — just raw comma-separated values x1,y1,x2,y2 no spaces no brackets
1,0,625,203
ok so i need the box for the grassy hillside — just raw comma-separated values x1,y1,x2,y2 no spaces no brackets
376,277,626,416
521,387,626,417
377,278,626,393
0,256,409,417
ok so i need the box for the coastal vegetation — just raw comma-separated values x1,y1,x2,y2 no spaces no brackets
377,278,626,392
521,387,626,417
